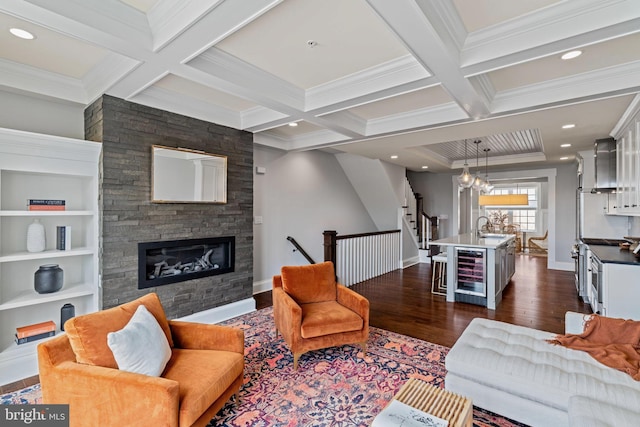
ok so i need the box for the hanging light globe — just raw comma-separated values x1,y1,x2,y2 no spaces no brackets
457,139,473,188
472,174,485,191
481,148,494,193
471,140,484,191
481,179,494,194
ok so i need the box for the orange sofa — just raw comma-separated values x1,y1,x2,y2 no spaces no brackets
272,261,369,369
37,293,244,427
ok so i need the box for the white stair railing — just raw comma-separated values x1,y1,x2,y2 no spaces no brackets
330,230,401,287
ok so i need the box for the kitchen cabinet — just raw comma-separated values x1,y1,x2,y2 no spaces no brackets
615,105,640,215
433,233,515,310
0,128,101,385
602,263,640,320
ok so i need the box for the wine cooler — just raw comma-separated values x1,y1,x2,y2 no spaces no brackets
455,247,486,297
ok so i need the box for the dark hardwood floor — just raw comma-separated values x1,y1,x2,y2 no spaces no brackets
256,253,592,348
1,254,590,393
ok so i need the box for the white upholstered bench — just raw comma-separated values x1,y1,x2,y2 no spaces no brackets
444,313,640,427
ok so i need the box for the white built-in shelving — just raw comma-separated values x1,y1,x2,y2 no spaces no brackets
0,127,101,385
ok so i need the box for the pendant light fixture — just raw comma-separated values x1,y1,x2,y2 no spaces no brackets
457,139,473,188
481,148,494,194
471,140,484,191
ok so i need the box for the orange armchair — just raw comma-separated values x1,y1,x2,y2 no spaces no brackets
37,293,244,427
272,261,369,369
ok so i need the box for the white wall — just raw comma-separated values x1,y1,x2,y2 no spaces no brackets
0,90,84,138
253,146,377,289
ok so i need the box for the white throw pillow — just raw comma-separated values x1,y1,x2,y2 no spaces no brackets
107,304,172,377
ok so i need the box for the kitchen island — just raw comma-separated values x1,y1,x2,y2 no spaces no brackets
432,233,516,309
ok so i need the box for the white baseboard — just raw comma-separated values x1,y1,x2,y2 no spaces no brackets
419,249,431,263
403,256,420,268
549,260,573,272
177,298,256,324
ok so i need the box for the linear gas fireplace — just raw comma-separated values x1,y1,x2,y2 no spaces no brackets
138,236,235,289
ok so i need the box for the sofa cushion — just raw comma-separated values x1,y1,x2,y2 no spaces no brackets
445,318,640,412
568,396,640,427
65,293,174,368
300,301,363,338
107,304,172,376
281,261,337,304
163,348,244,427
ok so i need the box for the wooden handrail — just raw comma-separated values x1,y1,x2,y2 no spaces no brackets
286,236,316,264
335,229,400,240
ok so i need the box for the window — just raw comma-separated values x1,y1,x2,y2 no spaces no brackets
483,185,539,232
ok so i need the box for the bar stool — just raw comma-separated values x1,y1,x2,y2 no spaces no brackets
431,252,447,296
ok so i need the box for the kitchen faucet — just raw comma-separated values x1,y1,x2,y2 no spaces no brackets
475,215,490,237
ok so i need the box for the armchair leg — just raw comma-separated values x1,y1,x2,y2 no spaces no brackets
293,352,302,370
359,342,367,357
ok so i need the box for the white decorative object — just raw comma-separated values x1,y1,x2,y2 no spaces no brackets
26,218,46,252
107,305,172,377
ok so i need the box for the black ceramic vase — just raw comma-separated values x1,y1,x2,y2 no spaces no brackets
34,264,63,294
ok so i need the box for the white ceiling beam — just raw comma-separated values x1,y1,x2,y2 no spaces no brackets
109,0,283,100
462,0,640,68
24,0,153,49
241,107,289,132
130,85,241,129
462,18,640,78
365,0,491,120
365,103,468,136
305,55,430,112
492,61,640,113
0,59,86,103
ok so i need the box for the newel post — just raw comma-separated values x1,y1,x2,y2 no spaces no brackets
323,230,337,267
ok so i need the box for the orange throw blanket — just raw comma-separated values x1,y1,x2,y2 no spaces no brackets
548,315,640,381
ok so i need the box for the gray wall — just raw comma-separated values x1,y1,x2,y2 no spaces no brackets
253,145,377,285
85,95,253,318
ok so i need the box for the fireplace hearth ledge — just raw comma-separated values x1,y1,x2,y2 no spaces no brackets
176,298,255,324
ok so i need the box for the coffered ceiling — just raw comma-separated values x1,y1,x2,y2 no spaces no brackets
1,0,639,172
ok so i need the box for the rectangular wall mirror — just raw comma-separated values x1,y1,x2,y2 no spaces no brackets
152,145,227,203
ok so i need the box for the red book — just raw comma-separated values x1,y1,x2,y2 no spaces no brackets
16,320,56,338
28,205,66,211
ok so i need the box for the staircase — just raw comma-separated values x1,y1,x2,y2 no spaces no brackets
403,177,439,260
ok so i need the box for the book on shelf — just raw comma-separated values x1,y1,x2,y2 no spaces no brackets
28,199,65,206
27,199,66,211
15,330,56,345
15,320,56,339
56,225,72,250
28,205,66,211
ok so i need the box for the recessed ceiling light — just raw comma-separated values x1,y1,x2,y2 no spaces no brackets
561,143,571,148
421,166,428,169
288,122,298,127
390,155,398,159
562,124,576,129
9,28,35,40
560,156,569,160
561,50,582,60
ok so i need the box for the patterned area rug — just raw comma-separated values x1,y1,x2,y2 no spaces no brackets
1,307,526,426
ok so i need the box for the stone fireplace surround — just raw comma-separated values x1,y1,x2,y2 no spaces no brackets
85,95,254,320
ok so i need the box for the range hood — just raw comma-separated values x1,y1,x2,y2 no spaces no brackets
594,137,617,192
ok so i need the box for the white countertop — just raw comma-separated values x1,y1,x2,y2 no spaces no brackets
432,232,514,249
